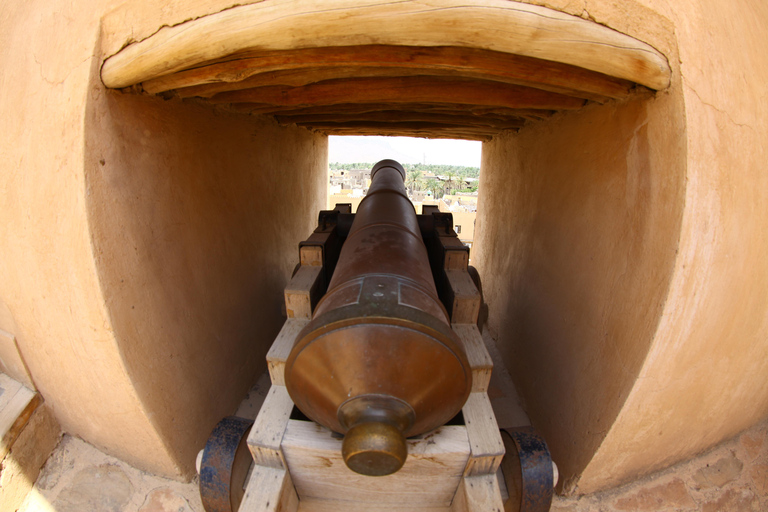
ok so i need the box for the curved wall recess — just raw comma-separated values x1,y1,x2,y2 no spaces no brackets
101,0,671,141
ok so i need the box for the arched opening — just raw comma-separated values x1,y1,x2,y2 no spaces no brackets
91,0,687,491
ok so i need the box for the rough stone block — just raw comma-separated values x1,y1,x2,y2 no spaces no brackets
613,478,695,511
701,487,760,512
691,455,743,489
139,487,196,512
51,464,133,512
749,462,768,495
740,430,765,461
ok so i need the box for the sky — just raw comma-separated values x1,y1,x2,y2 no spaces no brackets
328,135,482,168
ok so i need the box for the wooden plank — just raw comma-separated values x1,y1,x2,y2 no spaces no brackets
299,498,450,512
267,319,310,386
282,420,469,507
240,465,299,512
462,392,505,477
451,474,505,512
444,251,469,271
289,123,503,141
102,0,670,90
176,64,608,103
278,112,526,131
300,245,323,267
0,375,39,461
453,324,493,393
437,236,470,270
445,270,481,325
465,107,555,119
300,229,334,267
240,103,554,119
284,265,323,319
247,385,295,469
207,77,585,111
0,373,23,412
295,121,503,138
312,128,495,142
159,45,632,101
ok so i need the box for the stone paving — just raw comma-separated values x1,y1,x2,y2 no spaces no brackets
551,417,768,512
19,436,203,512
17,372,272,512
15,368,768,511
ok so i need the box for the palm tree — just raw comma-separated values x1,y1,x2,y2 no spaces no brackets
406,169,423,195
444,171,457,195
427,181,443,200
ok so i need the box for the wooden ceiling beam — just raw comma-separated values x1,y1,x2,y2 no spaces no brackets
275,111,526,131
102,0,670,90
297,120,503,139
208,76,586,111
313,126,498,142
231,103,557,123
233,103,507,116
312,126,497,142
146,45,632,102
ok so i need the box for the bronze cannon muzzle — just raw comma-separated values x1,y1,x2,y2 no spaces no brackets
284,160,472,476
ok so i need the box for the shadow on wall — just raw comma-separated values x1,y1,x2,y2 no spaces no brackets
83,49,326,477
476,90,686,492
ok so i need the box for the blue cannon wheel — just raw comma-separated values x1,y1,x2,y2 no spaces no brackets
500,427,554,512
199,416,254,512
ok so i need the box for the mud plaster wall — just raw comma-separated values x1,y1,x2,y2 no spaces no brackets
3,0,767,490
476,0,768,495
0,0,327,478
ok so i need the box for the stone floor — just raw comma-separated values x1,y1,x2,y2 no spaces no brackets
17,372,273,512
551,416,768,512
19,436,204,512
14,357,768,512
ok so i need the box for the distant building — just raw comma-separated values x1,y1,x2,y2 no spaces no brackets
329,168,476,247
329,168,371,191
438,195,477,247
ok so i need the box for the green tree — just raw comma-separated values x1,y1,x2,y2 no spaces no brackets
427,180,443,200
406,169,423,194
444,171,457,195
329,162,480,179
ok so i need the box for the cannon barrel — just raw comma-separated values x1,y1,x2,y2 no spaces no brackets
284,160,472,476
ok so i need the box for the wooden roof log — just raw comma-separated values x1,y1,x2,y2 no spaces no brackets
463,107,556,120
275,112,526,131
297,121,505,143
232,103,558,123
207,77,586,111
312,126,498,142
232,103,546,117
145,45,632,102
102,0,670,91
298,120,502,134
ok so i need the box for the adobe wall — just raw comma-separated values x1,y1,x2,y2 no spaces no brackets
476,0,768,494
0,0,326,477
3,0,767,491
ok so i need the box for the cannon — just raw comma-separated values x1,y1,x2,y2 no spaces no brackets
198,159,556,512
284,159,472,476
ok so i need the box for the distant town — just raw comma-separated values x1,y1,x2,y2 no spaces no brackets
328,162,480,248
